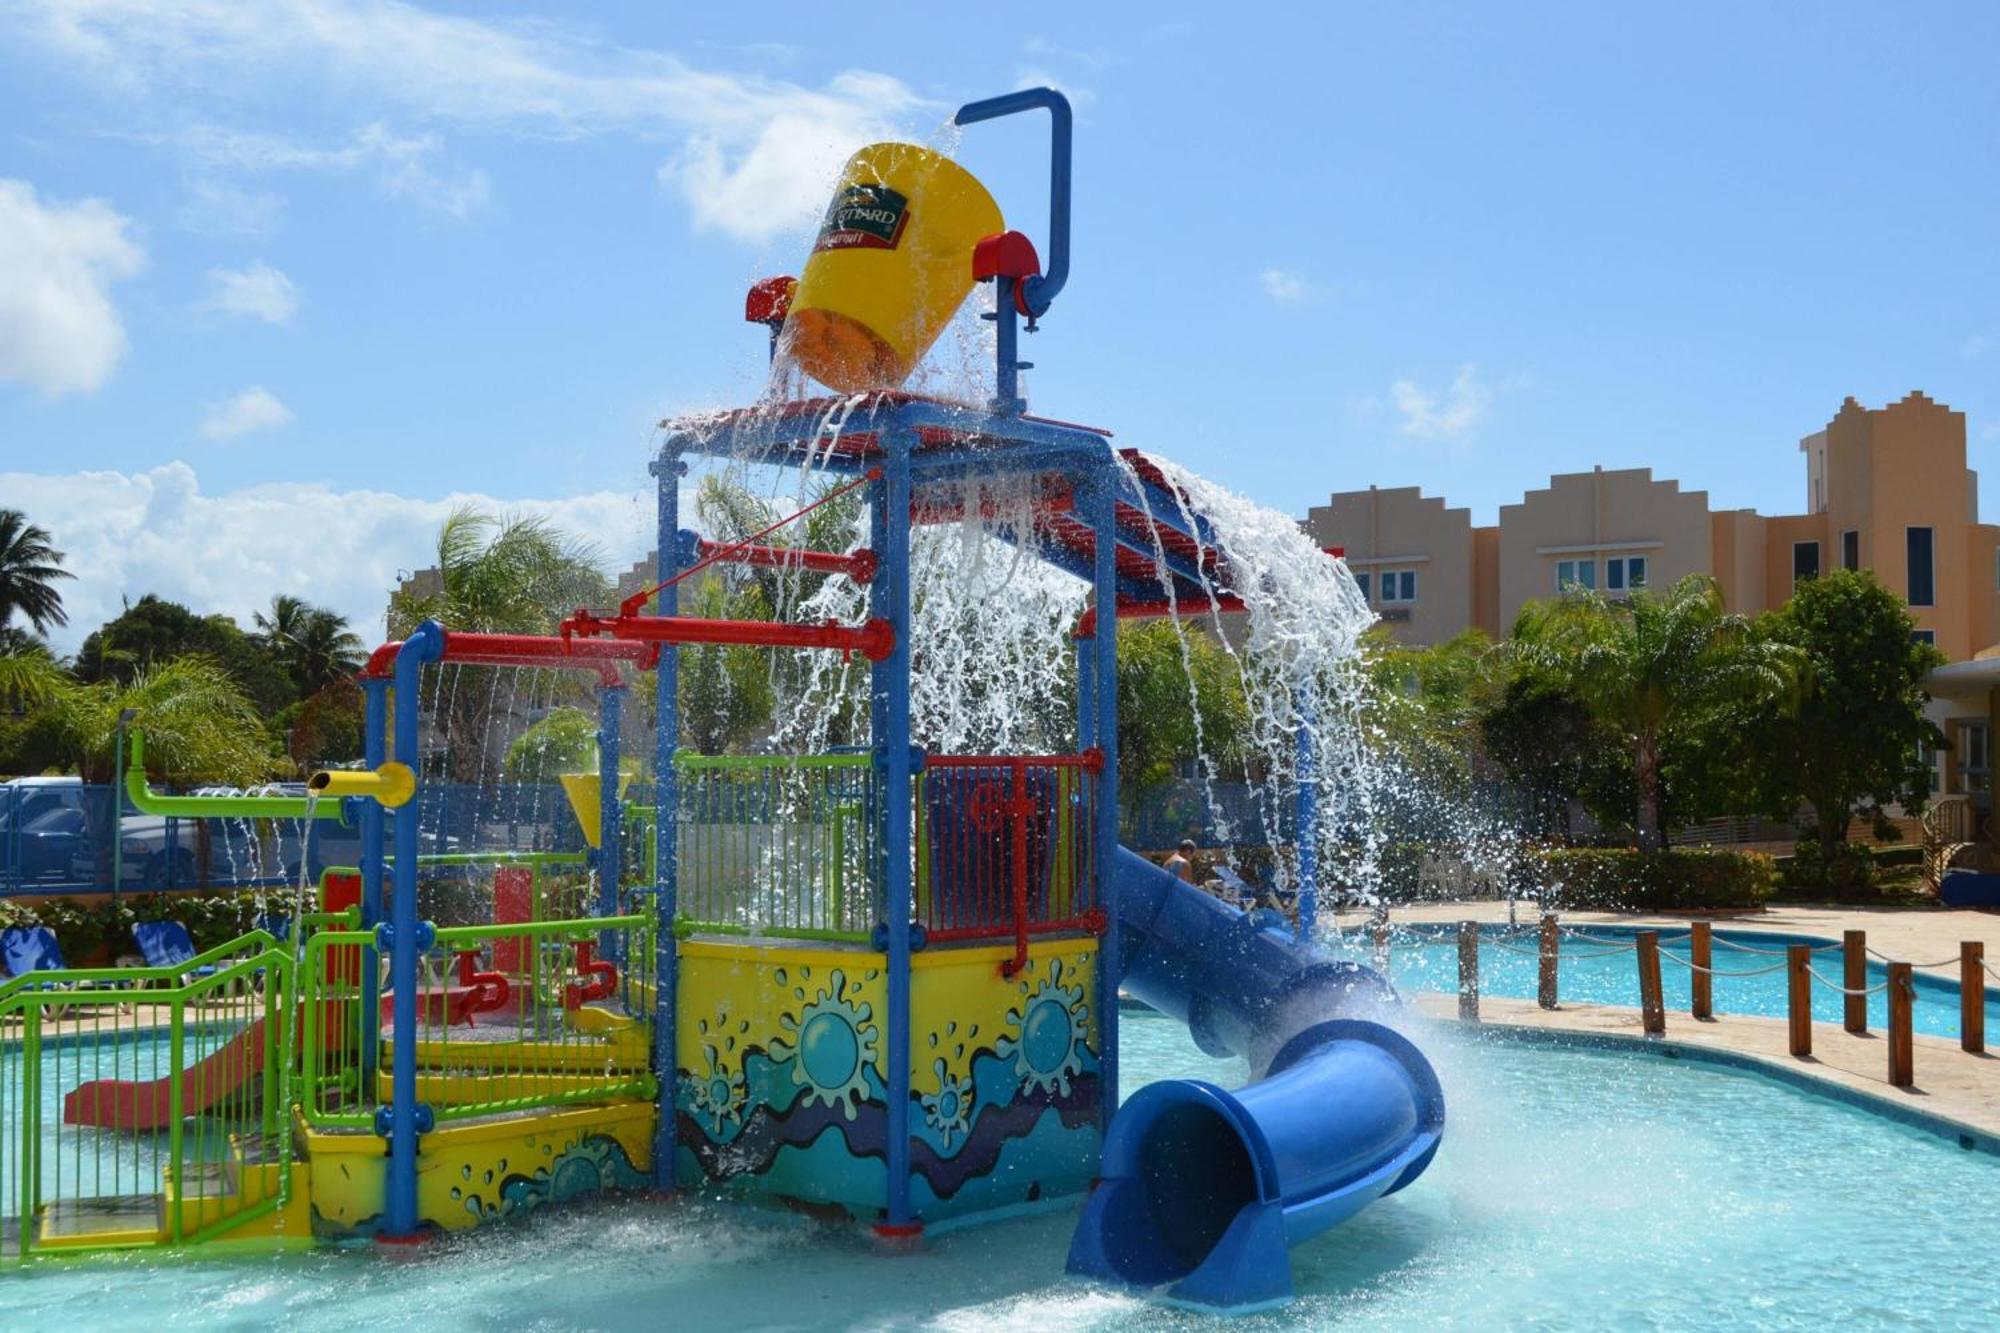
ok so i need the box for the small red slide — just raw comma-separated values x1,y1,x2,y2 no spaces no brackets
63,1018,273,1132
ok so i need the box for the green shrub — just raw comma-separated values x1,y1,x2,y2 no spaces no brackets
0,889,276,966
1516,847,1775,911
1781,839,1877,893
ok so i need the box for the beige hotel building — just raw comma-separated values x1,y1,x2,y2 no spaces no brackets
1305,391,2000,797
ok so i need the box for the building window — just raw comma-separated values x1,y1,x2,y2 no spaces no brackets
1841,530,1858,572
1960,720,1991,795
1605,556,1647,592
1353,572,1371,602
1907,527,1934,606
1556,559,1596,592
1792,541,1820,587
1379,570,1418,603
1911,628,1936,646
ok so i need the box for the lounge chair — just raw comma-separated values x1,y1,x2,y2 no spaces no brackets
132,920,219,983
0,925,116,1020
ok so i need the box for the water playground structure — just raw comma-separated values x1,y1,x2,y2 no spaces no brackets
0,90,1443,1312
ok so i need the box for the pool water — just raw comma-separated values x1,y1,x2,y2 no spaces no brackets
2,1009,1996,1330
1371,923,2000,1039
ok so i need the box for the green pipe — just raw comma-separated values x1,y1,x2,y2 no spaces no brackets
672,917,870,944
0,929,285,1001
125,732,343,821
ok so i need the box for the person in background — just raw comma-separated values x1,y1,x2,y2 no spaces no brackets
1164,839,1197,884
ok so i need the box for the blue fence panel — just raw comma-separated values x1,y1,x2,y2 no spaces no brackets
0,781,585,897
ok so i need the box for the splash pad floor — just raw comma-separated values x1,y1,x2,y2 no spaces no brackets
4,1009,1997,1331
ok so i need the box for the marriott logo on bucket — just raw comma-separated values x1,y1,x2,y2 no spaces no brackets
815,183,911,252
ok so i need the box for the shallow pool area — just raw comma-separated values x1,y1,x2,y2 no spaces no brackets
1370,922,2000,1038
2,1008,1994,1330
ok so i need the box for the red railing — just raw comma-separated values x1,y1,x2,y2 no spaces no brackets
918,751,1104,976
361,631,656,685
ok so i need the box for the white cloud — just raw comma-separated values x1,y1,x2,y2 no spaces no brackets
1390,364,1497,442
179,177,283,235
14,1,927,241
200,386,294,440
3,462,664,655
198,261,298,324
1259,268,1313,305
170,122,490,219
1967,333,1995,358
0,177,144,395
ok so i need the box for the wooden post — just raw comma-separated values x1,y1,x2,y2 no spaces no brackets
1961,941,1985,1055
1538,912,1559,1010
1457,920,1479,1022
1888,961,1914,1088
1690,921,1713,1020
1636,930,1665,1035
1842,930,1867,1034
1370,923,1390,974
1786,944,1812,1058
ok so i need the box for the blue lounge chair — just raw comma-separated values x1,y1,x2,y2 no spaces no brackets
0,925,120,1017
132,920,217,982
1,925,66,978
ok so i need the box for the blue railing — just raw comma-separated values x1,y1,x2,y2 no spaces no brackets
0,782,586,897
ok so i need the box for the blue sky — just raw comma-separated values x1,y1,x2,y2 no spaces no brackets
4,2,1998,651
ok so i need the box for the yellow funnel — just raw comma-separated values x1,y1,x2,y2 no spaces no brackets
560,772,633,849
782,142,1003,392
307,762,416,809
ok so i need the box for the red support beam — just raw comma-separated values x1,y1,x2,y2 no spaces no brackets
693,538,877,585
361,631,656,683
563,610,896,663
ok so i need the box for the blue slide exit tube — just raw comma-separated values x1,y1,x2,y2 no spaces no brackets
1067,849,1446,1311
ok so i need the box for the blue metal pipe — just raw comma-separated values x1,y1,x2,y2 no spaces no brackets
873,435,917,1232
597,682,625,961
1294,696,1318,942
384,619,444,1239
650,454,685,1193
1086,470,1122,1129
359,677,388,1092
953,88,1072,317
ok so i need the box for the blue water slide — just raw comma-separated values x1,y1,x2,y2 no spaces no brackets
1066,847,1445,1311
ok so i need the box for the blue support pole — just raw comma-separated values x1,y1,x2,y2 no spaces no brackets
649,452,685,1193
359,677,389,1091
1087,467,1121,1127
872,434,917,1234
1295,694,1319,943
597,681,626,961
383,619,443,1240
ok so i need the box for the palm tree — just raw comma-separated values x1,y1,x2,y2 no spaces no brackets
48,654,277,785
386,508,611,780
255,595,364,695
0,636,68,712
388,508,609,638
1509,574,1796,851
0,510,74,635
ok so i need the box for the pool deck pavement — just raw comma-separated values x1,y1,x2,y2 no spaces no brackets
1341,900,2000,1141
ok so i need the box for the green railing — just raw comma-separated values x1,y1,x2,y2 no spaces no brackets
675,752,875,942
299,914,656,1129
321,851,592,925
0,932,296,1260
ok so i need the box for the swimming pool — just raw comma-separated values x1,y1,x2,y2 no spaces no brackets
0,1009,1994,1329
1367,922,2000,1039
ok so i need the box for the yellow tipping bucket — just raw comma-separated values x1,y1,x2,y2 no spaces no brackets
783,142,1004,393
559,772,633,849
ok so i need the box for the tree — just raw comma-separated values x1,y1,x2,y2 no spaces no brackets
0,510,73,635
1478,672,1633,840
75,595,296,714
1746,570,1944,854
49,654,278,785
387,507,609,638
1508,574,1796,851
678,577,776,754
387,508,612,782
255,595,365,695
1115,620,1250,802
504,706,600,778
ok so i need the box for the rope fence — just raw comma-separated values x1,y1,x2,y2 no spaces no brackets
1379,916,1992,1087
